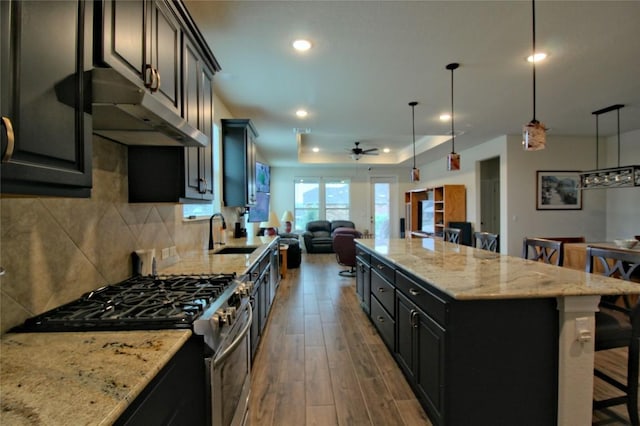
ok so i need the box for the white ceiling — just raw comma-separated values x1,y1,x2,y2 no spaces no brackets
184,0,640,168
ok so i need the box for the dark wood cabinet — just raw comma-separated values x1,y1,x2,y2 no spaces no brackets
125,4,218,203
222,119,258,207
96,0,181,115
1,0,92,197
396,289,445,424
114,336,206,425
183,36,215,201
357,243,558,425
355,253,371,314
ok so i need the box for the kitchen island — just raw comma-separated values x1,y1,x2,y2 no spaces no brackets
355,237,640,426
0,237,278,425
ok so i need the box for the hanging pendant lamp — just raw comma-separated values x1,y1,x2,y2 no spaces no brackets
579,104,640,189
446,63,460,171
409,101,420,182
522,0,546,151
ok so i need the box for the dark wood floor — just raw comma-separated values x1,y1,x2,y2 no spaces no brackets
248,253,637,425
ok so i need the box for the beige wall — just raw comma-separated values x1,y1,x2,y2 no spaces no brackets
0,136,210,334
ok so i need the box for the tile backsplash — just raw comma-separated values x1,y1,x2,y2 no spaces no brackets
0,136,210,334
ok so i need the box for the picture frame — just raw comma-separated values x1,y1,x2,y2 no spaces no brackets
536,171,582,210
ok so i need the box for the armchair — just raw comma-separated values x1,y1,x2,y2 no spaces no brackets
302,220,333,253
333,228,363,276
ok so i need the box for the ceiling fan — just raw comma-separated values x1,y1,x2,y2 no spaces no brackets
349,141,378,160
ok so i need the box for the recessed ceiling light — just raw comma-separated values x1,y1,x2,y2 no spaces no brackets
312,147,319,153
296,109,308,118
527,52,547,63
440,113,451,121
383,148,390,153
292,39,312,51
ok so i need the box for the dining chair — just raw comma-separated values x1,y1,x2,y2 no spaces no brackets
586,246,640,425
443,227,461,244
521,237,564,266
474,232,499,252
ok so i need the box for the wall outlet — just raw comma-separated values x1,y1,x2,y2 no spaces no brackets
161,247,171,260
169,246,177,257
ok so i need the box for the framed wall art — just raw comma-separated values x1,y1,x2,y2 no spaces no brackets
536,171,582,210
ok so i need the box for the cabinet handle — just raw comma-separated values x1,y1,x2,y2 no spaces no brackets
377,287,385,293
376,264,384,270
377,316,385,323
144,64,154,88
409,288,420,296
410,309,419,328
198,178,208,194
1,116,15,163
151,68,161,92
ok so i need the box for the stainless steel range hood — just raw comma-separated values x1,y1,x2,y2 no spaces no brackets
91,68,208,147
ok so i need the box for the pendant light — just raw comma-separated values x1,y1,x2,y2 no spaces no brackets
409,101,420,182
579,104,640,189
446,63,460,171
522,0,546,151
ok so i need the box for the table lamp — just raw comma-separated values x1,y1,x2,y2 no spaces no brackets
281,210,294,233
260,211,280,236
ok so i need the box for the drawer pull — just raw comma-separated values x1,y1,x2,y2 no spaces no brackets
377,316,385,323
377,287,385,293
376,264,384,270
409,288,420,296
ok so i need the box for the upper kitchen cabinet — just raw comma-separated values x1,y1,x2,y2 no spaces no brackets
92,0,220,148
222,119,258,207
1,0,93,197
95,0,180,114
126,1,220,203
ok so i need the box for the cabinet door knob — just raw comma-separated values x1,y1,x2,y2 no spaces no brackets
377,316,385,323
377,287,385,293
1,116,15,163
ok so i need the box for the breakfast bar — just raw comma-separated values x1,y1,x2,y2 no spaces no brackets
355,237,640,426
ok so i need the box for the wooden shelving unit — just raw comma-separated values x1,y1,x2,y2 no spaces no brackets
405,185,466,238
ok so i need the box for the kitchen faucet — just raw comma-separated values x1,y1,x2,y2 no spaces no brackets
208,213,227,249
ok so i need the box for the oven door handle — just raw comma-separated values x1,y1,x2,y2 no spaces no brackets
213,302,252,368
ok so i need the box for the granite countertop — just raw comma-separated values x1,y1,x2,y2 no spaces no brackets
357,237,640,300
0,237,277,425
161,236,278,276
0,330,192,425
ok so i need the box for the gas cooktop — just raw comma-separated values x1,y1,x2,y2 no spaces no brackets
15,274,241,332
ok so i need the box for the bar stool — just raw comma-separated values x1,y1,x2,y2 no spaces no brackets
444,227,461,244
521,237,563,266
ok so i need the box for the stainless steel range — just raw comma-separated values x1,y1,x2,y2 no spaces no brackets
15,273,253,426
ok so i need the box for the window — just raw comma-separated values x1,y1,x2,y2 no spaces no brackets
294,178,319,230
294,178,350,231
325,179,350,221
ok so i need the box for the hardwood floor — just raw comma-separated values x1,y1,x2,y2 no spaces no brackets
248,252,637,425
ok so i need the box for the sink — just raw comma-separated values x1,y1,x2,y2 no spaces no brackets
213,247,258,255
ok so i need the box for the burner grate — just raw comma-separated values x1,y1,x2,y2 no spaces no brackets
17,273,238,332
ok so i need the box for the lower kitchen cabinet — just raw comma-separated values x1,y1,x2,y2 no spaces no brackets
115,336,207,425
357,243,559,426
355,255,371,314
249,245,279,361
396,290,445,424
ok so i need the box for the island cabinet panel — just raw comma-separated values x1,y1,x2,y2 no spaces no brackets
358,244,559,426
355,254,371,314
1,0,93,197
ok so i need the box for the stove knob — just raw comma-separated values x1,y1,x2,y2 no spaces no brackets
214,308,227,326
